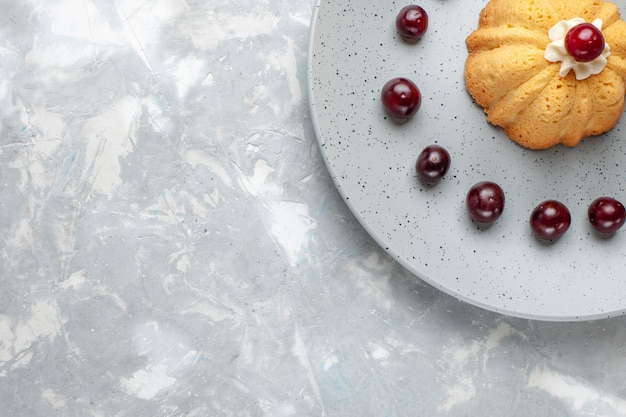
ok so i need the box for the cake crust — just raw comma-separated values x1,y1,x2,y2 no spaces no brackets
464,0,626,149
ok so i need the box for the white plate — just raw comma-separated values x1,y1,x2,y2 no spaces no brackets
307,0,626,321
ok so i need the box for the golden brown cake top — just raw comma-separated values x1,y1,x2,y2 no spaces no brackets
464,0,626,149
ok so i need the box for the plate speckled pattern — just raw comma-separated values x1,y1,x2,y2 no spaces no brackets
307,0,626,321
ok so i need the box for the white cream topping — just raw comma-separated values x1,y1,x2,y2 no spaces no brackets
544,18,611,80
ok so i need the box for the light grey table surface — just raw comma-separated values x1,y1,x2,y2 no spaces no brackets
1,0,626,416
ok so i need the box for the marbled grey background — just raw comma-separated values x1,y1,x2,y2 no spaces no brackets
1,0,626,416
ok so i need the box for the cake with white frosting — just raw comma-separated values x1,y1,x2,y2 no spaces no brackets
464,0,626,149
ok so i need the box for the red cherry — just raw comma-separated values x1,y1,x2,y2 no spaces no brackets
381,77,422,119
565,23,605,62
466,181,505,224
530,200,571,241
415,145,450,183
396,5,428,40
588,197,626,234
